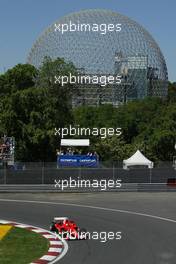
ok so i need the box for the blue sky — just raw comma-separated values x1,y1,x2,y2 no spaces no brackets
0,0,175,81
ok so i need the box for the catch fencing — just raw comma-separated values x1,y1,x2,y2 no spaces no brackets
0,162,175,185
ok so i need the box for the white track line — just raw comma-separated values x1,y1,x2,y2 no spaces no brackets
0,198,176,224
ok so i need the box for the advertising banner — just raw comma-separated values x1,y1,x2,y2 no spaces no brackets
57,155,98,167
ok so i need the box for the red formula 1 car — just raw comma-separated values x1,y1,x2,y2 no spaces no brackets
50,217,87,240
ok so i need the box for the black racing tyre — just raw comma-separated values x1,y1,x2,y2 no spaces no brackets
79,228,87,239
50,224,57,232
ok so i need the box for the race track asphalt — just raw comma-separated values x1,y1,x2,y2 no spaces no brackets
0,192,176,264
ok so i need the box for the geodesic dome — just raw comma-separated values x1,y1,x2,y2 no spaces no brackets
27,9,168,101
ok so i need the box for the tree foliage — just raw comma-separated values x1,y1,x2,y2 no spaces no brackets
0,59,175,162
73,95,176,161
0,58,76,161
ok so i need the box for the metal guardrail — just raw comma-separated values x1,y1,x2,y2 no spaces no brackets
0,183,176,192
0,167,176,184
0,163,176,193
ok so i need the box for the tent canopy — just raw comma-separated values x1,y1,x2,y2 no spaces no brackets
123,150,153,169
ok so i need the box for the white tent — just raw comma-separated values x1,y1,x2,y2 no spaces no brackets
123,150,153,169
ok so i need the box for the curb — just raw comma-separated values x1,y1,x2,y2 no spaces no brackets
0,219,68,264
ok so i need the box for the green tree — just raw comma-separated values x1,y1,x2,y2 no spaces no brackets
0,58,77,161
168,82,176,102
0,64,37,95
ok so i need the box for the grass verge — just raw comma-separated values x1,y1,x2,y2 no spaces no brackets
0,226,49,264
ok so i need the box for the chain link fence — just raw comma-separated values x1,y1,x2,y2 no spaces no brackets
0,162,176,185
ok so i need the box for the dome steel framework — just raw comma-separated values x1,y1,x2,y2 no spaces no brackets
27,9,168,105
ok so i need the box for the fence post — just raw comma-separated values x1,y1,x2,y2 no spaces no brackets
112,163,115,181
4,162,7,184
42,162,44,185
78,166,81,179
149,168,152,184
